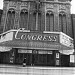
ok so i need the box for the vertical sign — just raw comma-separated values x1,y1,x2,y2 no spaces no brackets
56,53,59,58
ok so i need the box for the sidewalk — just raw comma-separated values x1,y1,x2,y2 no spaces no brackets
0,64,22,68
0,64,75,69
0,64,75,75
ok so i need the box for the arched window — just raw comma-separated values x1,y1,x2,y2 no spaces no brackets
46,11,54,31
38,12,42,31
59,12,67,33
5,9,15,31
28,12,36,31
19,9,28,29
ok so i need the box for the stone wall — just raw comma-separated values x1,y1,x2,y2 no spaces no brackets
1,0,73,38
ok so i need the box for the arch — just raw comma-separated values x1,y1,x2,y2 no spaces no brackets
46,11,54,15
5,8,15,31
38,12,41,31
46,11,54,31
59,11,67,33
8,8,15,14
28,11,36,31
21,9,28,13
19,9,28,29
59,11,66,16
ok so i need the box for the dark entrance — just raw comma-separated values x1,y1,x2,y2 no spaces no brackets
15,53,32,65
32,54,55,66
61,54,70,67
0,52,10,64
15,49,58,66
31,50,55,66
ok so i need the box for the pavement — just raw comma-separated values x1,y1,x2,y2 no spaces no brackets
0,64,75,75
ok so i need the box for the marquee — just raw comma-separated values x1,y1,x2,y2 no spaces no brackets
0,29,74,50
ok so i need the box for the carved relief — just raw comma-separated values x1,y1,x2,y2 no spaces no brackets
59,4,66,10
46,11,53,15
21,2,28,7
3,1,9,10
66,5,70,9
46,4,54,9
9,2,16,7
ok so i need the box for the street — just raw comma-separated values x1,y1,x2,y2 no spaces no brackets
0,64,75,75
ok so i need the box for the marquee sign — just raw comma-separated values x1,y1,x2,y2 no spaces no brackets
14,29,59,43
0,29,74,50
14,32,59,42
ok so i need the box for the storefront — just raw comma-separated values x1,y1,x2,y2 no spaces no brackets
0,29,74,66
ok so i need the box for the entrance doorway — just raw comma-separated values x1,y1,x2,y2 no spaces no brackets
16,49,56,66
32,54,55,66
61,54,70,67
15,53,32,65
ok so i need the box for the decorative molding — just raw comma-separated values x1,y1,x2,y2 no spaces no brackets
59,4,66,10
21,2,28,7
46,4,54,9
9,2,16,7
46,11,54,15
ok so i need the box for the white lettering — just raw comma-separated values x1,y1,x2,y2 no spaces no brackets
15,29,20,39
37,35,42,41
15,32,57,42
32,35,37,40
21,34,26,40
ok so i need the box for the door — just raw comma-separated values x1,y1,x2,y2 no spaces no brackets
61,55,70,67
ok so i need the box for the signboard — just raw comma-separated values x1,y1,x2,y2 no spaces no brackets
0,32,13,43
70,55,75,63
18,49,32,53
38,50,53,54
60,33,73,48
56,53,59,58
56,60,59,65
14,31,59,43
0,46,12,52
0,29,73,50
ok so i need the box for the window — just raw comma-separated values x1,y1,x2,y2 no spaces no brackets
28,12,36,31
38,13,41,31
59,12,67,33
19,9,28,30
46,11,54,31
5,9,15,31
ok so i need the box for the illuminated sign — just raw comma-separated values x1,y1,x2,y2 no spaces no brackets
70,55,75,63
0,29,73,50
0,32,13,43
14,29,59,43
18,49,32,53
38,50,53,54
60,33,73,47
15,34,57,42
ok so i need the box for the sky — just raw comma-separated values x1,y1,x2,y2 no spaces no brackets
0,0,75,14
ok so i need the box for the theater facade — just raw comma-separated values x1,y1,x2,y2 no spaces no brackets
0,29,74,66
0,0,74,67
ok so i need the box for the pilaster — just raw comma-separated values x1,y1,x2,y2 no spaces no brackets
2,1,9,32
14,2,21,29
54,4,59,32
